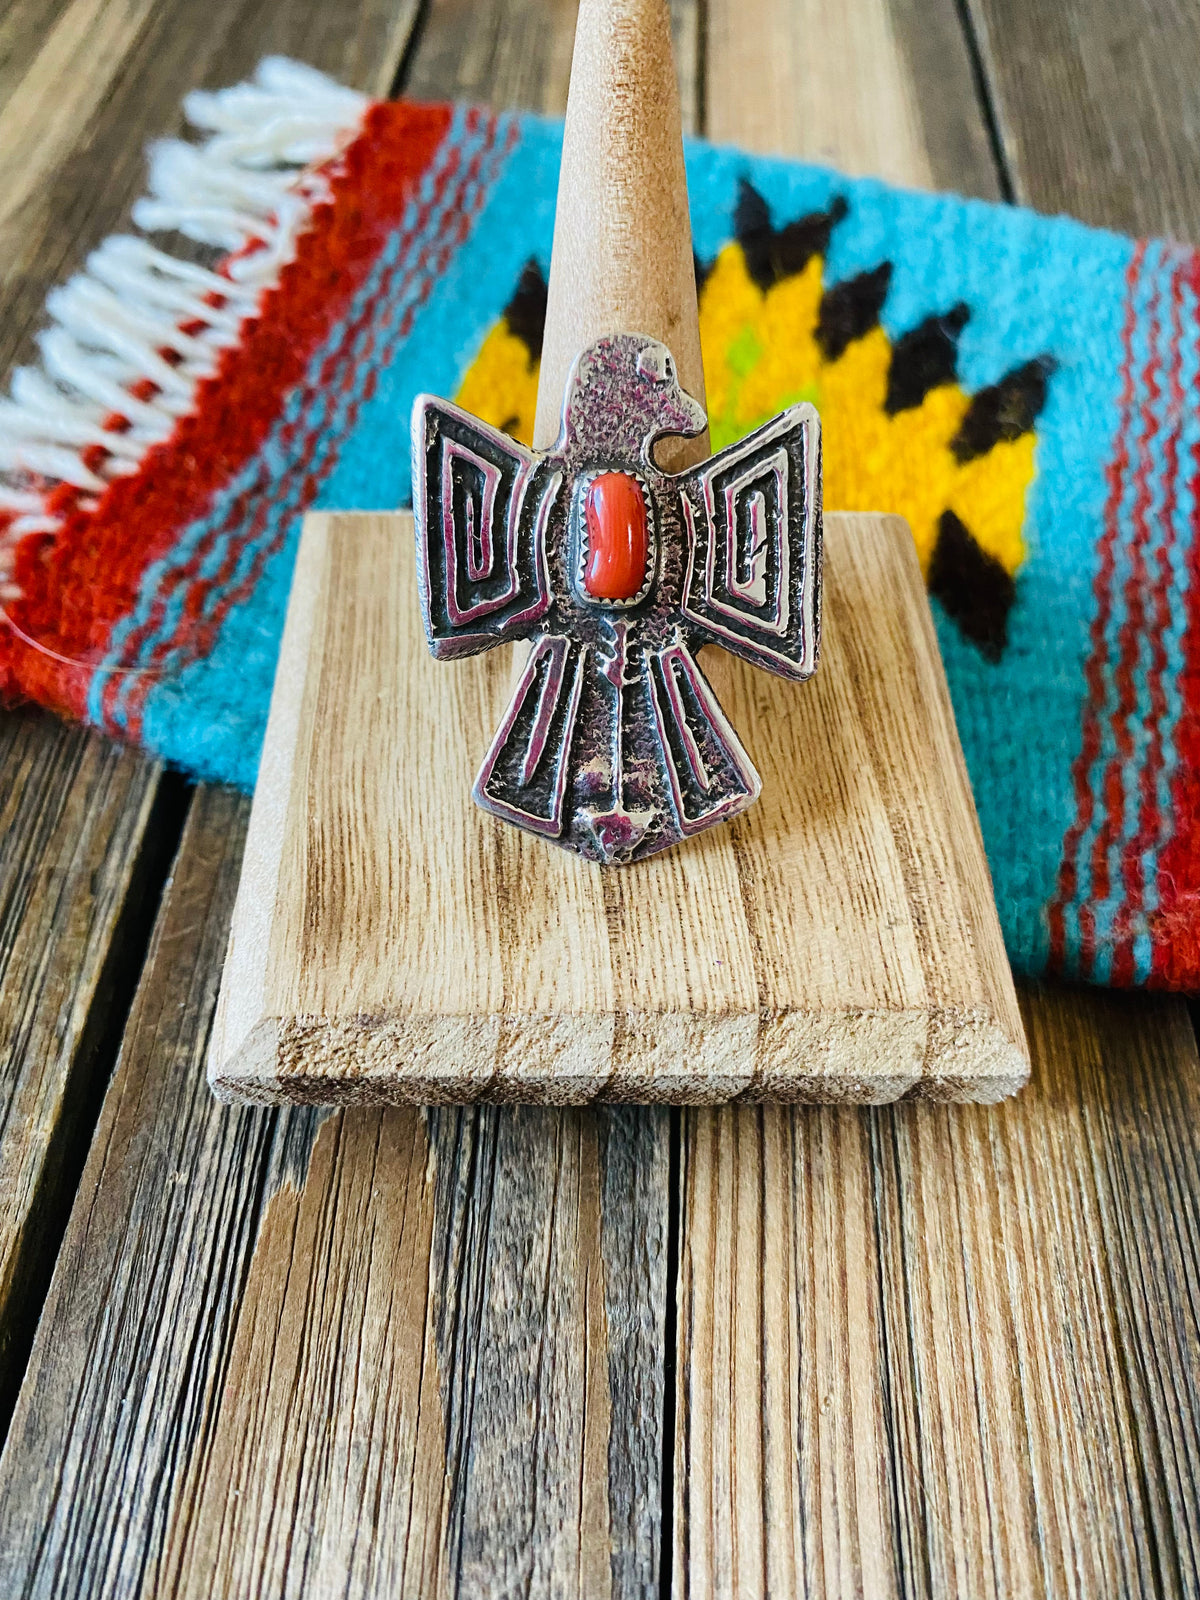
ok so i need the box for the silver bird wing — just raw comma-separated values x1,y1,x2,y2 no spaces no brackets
412,395,560,659
677,403,821,681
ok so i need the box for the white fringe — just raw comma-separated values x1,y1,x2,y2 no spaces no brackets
0,56,367,589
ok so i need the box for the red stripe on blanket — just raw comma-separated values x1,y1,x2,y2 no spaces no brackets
1151,249,1200,989
1047,243,1145,975
98,119,472,729
1088,269,1166,984
1119,259,1186,981
118,111,511,742
1081,272,1164,972
0,99,453,720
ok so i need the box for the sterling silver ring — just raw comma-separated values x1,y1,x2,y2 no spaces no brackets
412,332,822,864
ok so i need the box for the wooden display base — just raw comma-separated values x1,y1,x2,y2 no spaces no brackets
208,509,1029,1105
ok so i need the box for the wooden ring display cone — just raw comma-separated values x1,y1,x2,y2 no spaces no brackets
207,0,1029,1105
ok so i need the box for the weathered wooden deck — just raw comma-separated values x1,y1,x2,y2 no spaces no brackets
0,0,1197,1593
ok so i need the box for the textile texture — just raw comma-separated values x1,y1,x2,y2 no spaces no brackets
1,58,1198,988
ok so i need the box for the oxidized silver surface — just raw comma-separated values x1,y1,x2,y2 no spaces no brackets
411,334,822,864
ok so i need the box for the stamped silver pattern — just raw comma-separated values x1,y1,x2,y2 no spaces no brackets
412,333,822,864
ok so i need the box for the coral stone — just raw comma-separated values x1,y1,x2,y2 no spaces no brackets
582,472,648,601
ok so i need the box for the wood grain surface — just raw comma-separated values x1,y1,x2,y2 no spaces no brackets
0,5,674,1596
706,0,933,186
674,2,1200,1596
965,0,1200,236
0,0,422,1434
211,509,1026,1104
677,993,1200,1599
214,0,1022,1107
0,716,178,1425
404,0,577,112
0,0,1198,1596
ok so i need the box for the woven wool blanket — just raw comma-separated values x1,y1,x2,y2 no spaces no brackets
1,57,1198,989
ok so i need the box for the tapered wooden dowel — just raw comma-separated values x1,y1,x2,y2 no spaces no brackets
534,0,708,469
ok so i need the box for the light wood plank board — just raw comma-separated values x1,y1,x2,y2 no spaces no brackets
213,0,1023,1113
209,508,1027,1105
673,0,1200,1594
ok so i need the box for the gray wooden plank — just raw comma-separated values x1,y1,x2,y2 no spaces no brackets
888,0,1001,199
0,714,180,1428
0,0,424,1435
965,0,1200,236
403,0,578,111
0,4,680,1596
0,0,423,375
0,787,292,1600
426,1105,668,1598
675,0,1200,1594
678,993,1200,1600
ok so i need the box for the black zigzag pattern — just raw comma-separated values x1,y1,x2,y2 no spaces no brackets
491,191,1057,663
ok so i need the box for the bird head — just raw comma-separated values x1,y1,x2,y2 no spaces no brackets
558,334,707,467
